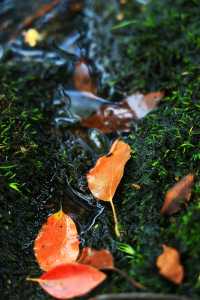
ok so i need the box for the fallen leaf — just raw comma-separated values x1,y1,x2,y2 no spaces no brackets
24,28,43,47
34,209,79,271
78,247,114,269
73,59,97,94
161,174,194,215
125,91,164,119
82,101,136,133
27,263,106,299
82,91,164,133
87,139,131,236
156,245,184,284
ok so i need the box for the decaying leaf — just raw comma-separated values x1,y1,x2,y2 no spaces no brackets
24,28,43,47
82,91,164,133
87,139,131,236
73,59,97,94
27,263,106,299
161,174,194,215
82,101,135,133
125,91,164,119
34,209,79,271
78,247,114,269
156,245,184,284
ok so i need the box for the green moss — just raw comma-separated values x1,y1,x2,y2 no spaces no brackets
0,63,60,299
84,0,200,298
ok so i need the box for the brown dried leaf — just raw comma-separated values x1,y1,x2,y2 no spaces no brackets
156,245,184,284
73,59,97,94
161,174,194,215
82,91,164,133
82,102,136,133
78,247,114,269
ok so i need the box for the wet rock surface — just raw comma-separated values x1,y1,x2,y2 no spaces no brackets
1,1,200,299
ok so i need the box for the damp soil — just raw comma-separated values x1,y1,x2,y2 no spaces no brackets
1,1,200,300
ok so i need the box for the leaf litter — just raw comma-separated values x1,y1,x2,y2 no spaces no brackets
16,2,195,299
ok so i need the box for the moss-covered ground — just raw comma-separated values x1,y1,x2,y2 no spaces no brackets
1,0,200,299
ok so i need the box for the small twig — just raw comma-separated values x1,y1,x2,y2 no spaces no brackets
102,267,145,290
90,292,191,300
10,0,61,40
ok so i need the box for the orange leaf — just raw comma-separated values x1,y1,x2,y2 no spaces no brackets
27,263,106,299
73,59,97,94
78,247,114,269
87,139,131,236
34,210,79,271
161,174,194,215
156,245,184,284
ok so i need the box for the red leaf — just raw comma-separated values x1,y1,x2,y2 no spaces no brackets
79,247,114,269
156,245,184,284
28,263,106,299
34,210,79,271
161,174,194,215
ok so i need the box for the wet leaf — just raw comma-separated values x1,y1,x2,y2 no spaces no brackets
34,210,79,271
73,59,97,94
156,245,184,284
78,247,114,269
87,139,131,236
161,174,194,215
27,263,106,299
82,102,136,133
24,28,43,47
82,91,164,133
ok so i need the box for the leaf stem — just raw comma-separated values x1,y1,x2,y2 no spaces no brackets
110,200,120,238
112,268,145,290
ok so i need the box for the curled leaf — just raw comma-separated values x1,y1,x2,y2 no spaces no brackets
87,139,131,236
161,174,194,215
73,59,97,94
27,263,106,299
79,247,114,269
156,245,184,284
34,210,79,271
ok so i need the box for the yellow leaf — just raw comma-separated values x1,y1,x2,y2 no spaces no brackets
24,28,43,47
